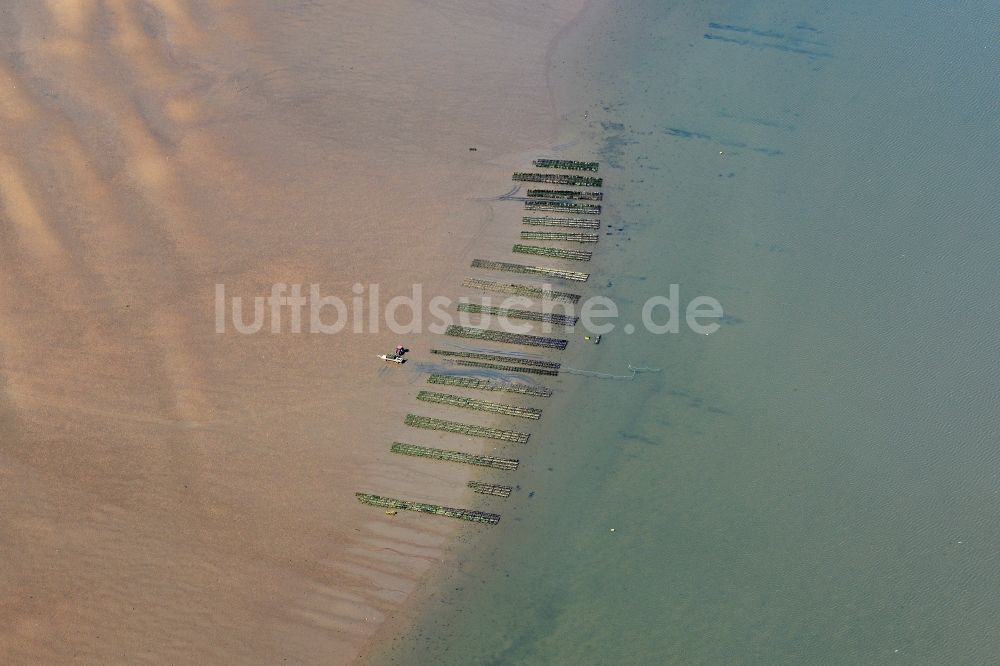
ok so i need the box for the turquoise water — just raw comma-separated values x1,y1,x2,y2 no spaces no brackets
375,0,1000,663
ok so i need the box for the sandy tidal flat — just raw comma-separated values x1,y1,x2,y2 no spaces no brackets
0,1,585,662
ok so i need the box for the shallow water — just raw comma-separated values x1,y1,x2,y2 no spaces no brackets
375,0,1000,663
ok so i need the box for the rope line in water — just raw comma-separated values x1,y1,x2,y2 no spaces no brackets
561,363,662,380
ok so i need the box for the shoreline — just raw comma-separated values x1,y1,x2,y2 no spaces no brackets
345,3,603,660
354,0,1000,662
358,2,619,661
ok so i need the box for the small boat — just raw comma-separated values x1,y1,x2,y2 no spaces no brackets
378,354,405,364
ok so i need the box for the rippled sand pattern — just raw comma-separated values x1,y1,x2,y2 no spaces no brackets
0,1,584,662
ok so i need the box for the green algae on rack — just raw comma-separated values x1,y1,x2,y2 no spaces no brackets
456,303,579,326
355,492,501,525
427,374,553,397
405,413,531,443
526,189,603,201
467,481,513,498
522,216,601,230
470,259,589,282
512,172,603,187
445,324,568,350
513,244,592,262
390,442,519,470
521,230,599,243
416,390,542,420
525,200,601,214
532,159,599,172
430,349,561,369
461,278,581,304
451,359,559,376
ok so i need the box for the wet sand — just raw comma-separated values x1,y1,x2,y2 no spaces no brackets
0,1,585,662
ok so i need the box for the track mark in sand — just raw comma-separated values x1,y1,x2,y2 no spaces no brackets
493,185,521,200
0,155,71,267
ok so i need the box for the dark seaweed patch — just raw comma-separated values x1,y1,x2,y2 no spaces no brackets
708,21,829,47
598,133,635,169
664,126,783,156
703,33,832,59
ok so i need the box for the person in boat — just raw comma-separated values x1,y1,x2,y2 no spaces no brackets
395,345,405,356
